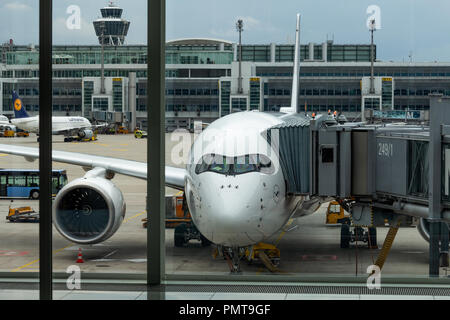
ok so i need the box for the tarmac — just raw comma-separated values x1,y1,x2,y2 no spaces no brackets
0,133,447,279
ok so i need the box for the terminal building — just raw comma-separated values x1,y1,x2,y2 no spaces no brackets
1,5,450,130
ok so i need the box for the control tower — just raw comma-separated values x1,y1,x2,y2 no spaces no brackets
93,1,130,46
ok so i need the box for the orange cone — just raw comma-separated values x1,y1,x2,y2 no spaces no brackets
76,248,84,263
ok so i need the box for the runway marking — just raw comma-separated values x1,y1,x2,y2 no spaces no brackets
274,218,294,247
12,211,145,272
301,255,337,261
92,258,146,263
0,251,29,257
11,244,71,272
255,219,294,274
123,211,146,224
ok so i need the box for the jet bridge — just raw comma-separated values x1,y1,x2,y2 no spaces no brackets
266,95,450,276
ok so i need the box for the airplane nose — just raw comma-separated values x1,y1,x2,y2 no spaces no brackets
192,178,267,247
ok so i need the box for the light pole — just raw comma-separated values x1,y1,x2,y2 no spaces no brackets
236,19,244,94
369,18,376,95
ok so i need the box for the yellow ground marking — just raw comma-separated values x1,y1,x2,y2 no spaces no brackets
12,210,146,272
256,218,294,274
123,211,146,224
0,154,8,157
274,218,294,247
11,244,72,272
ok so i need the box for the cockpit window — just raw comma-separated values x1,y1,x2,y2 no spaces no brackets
234,155,257,174
209,154,232,174
195,154,274,175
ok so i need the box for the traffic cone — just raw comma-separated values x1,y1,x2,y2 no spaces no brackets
76,248,84,263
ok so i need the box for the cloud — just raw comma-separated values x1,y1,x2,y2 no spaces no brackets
4,2,32,11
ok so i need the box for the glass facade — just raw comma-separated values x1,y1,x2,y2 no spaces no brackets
92,97,109,111
382,78,394,110
219,80,231,116
1,0,450,302
112,78,123,112
83,81,94,116
249,78,261,110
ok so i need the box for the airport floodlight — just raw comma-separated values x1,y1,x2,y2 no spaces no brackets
236,19,244,33
236,19,244,94
369,19,376,31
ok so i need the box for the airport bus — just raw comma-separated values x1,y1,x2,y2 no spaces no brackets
0,169,68,199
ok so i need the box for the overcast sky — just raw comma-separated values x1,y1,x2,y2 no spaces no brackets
1,0,450,62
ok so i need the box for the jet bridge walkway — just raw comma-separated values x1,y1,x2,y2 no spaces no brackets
265,95,450,276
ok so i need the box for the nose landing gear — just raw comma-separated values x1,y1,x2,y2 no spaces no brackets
215,243,283,274
222,246,243,274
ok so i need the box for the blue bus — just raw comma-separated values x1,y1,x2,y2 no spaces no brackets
0,169,68,199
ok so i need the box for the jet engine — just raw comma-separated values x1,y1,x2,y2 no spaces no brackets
417,218,449,247
78,129,93,140
53,175,126,244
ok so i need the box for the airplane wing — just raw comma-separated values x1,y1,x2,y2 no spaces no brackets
0,144,186,190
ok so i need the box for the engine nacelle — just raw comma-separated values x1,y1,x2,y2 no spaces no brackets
53,177,126,244
417,218,450,248
78,129,93,140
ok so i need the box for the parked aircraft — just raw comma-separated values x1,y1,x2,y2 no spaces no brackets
10,91,103,142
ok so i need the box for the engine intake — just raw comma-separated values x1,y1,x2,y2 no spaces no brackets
53,176,126,244
78,129,93,140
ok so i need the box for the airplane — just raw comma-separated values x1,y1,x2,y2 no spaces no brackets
0,14,323,272
0,114,16,132
10,91,104,142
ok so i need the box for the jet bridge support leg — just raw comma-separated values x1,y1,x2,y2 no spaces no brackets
429,220,441,277
440,223,449,268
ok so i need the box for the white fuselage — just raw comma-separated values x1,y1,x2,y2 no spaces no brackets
185,111,301,247
11,116,91,135
0,115,15,131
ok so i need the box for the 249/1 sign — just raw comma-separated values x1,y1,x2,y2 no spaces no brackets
378,142,393,157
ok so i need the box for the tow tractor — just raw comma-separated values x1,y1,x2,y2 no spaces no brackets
6,201,39,223
142,192,211,247
325,200,377,249
134,129,148,139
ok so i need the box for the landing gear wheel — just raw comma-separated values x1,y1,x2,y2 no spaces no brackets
340,223,351,248
174,223,187,247
37,137,40,142
367,227,378,249
30,190,39,200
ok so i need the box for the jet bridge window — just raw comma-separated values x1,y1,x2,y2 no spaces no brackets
321,147,334,163
195,154,274,175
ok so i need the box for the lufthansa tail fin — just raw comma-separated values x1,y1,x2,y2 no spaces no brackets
12,91,29,119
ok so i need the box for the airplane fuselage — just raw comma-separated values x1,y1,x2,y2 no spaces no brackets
11,116,91,135
185,111,301,247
